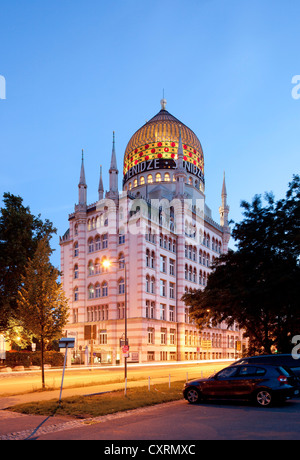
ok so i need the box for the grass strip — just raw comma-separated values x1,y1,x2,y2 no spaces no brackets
6,381,185,419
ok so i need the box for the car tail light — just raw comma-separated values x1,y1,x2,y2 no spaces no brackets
277,375,288,383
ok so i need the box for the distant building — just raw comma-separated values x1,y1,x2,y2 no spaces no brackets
60,100,246,364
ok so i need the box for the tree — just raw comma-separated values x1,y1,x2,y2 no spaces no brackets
17,238,69,387
183,175,300,354
0,193,56,331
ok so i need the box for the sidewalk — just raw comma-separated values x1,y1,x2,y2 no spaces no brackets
0,378,174,440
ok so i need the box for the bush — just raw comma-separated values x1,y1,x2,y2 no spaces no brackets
5,351,64,368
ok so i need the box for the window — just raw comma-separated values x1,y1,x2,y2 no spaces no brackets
102,282,108,297
146,301,155,319
161,328,167,344
118,303,125,319
146,275,150,293
147,174,153,184
88,285,94,299
164,172,170,182
140,176,145,185
160,255,166,273
118,278,125,294
95,283,101,298
74,287,78,302
169,306,175,322
74,264,78,279
169,259,175,276
150,276,155,294
95,236,101,251
99,330,107,345
148,328,154,344
88,238,94,253
170,328,176,344
119,233,125,244
160,303,166,320
102,233,108,249
156,173,161,182
169,282,175,299
118,253,125,269
150,251,155,268
74,242,79,257
160,279,166,297
88,261,94,276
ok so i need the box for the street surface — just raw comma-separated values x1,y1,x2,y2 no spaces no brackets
1,398,299,441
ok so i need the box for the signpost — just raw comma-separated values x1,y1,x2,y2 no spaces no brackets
58,338,75,405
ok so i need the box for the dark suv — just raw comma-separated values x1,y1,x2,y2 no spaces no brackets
234,354,300,377
183,363,300,407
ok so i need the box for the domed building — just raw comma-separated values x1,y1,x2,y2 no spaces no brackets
60,100,246,366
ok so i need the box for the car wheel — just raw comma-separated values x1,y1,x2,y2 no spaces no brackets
185,388,201,404
255,389,272,407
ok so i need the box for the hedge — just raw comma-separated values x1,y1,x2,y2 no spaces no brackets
4,351,64,368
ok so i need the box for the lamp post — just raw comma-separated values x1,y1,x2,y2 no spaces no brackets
102,258,128,390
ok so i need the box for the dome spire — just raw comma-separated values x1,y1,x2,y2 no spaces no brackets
160,97,167,110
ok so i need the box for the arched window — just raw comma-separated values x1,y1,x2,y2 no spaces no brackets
150,276,155,294
88,261,94,276
74,287,78,301
95,283,101,298
147,174,153,184
88,238,94,253
155,173,161,182
95,235,101,251
133,178,138,188
164,172,170,182
146,275,150,293
88,284,94,299
102,281,108,297
118,278,125,294
118,252,125,269
74,264,78,279
74,242,79,257
140,176,145,185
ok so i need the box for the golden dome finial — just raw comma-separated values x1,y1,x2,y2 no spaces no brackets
160,98,167,110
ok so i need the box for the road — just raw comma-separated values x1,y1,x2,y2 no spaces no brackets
0,361,231,397
12,398,300,441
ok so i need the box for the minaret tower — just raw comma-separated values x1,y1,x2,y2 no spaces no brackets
106,132,119,200
78,150,87,207
98,165,104,200
219,172,230,252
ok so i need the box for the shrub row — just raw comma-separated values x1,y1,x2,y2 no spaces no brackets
4,351,64,368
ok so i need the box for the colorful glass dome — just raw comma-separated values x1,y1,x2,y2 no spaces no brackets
123,101,204,185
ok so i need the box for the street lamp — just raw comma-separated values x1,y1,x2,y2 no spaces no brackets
102,258,128,391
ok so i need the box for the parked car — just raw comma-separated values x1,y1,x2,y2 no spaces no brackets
183,364,300,407
233,354,300,377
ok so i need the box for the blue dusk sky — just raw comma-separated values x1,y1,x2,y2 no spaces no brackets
0,0,299,268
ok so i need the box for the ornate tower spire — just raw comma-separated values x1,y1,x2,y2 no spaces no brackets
98,165,104,200
106,132,119,200
78,150,87,206
219,171,230,252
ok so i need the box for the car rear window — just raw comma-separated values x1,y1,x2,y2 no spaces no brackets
277,366,292,376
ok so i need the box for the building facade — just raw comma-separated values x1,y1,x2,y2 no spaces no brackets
60,100,246,364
